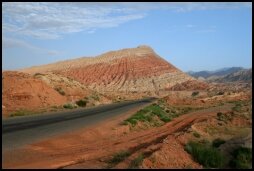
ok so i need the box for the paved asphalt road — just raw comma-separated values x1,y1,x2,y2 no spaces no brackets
2,98,155,151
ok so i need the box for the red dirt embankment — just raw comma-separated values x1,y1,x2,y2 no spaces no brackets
2,71,67,116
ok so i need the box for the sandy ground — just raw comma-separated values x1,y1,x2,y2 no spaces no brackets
3,103,234,169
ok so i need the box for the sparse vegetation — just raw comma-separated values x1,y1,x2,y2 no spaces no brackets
123,104,172,127
229,146,252,169
232,102,242,112
51,105,58,109
123,100,201,128
193,132,201,138
91,93,100,101
10,109,34,117
108,150,131,165
185,141,225,168
76,99,87,107
217,112,232,123
9,109,47,117
34,73,45,77
217,91,224,95
54,87,65,96
212,138,225,148
63,103,77,109
192,91,199,97
217,112,223,119
129,154,144,169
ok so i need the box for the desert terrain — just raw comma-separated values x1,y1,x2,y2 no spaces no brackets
2,45,252,169
3,81,252,169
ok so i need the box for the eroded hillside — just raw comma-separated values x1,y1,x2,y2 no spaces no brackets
21,46,195,93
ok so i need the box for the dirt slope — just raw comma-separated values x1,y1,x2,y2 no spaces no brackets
33,72,112,105
2,71,67,116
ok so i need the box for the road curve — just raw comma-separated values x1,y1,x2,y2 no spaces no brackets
2,98,156,150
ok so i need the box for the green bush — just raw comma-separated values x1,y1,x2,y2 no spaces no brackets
108,150,131,164
192,91,199,97
217,112,224,121
124,103,189,127
54,87,65,96
185,141,225,168
212,138,225,148
91,93,100,101
217,112,223,117
182,107,193,114
193,132,201,138
217,91,224,95
76,99,87,107
129,154,144,168
232,106,241,112
63,104,75,109
10,109,33,117
34,73,45,77
160,115,171,122
229,147,252,169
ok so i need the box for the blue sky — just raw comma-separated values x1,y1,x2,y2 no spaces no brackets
2,2,252,71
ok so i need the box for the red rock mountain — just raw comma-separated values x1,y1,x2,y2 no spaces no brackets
20,45,194,93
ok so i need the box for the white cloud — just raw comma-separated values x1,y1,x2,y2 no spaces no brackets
3,37,39,49
87,29,96,34
2,2,250,40
47,50,62,55
2,37,61,55
196,29,216,33
2,2,146,40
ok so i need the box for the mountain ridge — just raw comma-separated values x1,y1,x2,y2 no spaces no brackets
187,67,245,79
20,45,194,93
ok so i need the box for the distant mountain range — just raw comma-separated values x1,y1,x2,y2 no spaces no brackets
187,67,244,79
187,67,252,83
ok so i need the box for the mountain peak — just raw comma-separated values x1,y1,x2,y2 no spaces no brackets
20,46,193,93
137,45,153,49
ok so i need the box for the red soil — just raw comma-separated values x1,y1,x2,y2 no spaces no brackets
2,103,233,169
2,71,67,116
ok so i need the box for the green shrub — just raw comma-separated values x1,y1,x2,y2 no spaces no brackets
54,87,65,96
192,91,199,97
124,103,181,127
185,141,225,168
34,73,44,77
232,102,242,112
108,150,131,164
63,104,75,109
212,138,225,148
217,91,224,95
129,154,144,168
10,109,33,117
182,107,193,114
121,121,129,125
217,112,223,117
76,99,87,107
217,112,224,121
229,147,252,169
91,93,100,101
193,132,201,138
160,115,171,122
51,105,58,109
